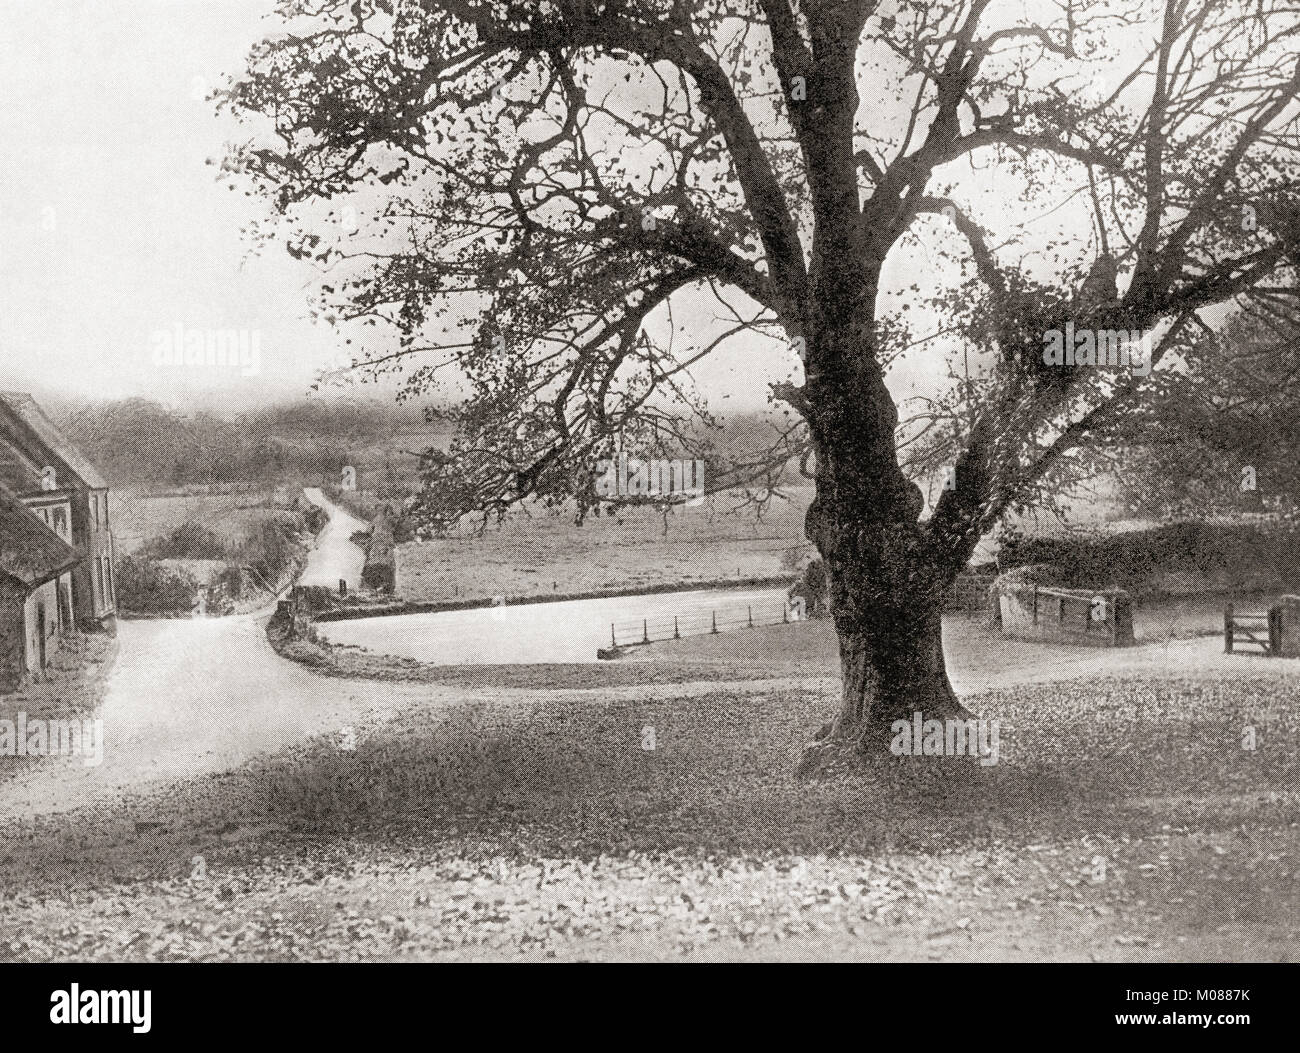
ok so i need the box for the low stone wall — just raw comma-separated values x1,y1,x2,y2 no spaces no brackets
361,510,396,594
992,581,1135,647
1272,596,1300,656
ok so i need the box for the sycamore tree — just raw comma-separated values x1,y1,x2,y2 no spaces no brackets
222,0,1300,760
1106,304,1300,518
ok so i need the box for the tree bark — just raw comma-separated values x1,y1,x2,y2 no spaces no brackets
828,592,969,743
787,21,979,767
798,506,974,772
798,305,976,769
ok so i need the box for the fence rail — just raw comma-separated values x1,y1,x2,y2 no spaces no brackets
1224,602,1280,654
605,569,996,651
609,600,798,649
993,583,1132,646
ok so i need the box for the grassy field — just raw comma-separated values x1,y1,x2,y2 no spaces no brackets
1,619,1296,961
111,484,306,555
393,488,815,603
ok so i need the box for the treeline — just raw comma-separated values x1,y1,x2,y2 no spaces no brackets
55,398,443,489
56,397,806,493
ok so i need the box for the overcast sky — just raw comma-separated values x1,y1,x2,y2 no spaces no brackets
0,0,366,411
0,1,899,416
0,1,1111,419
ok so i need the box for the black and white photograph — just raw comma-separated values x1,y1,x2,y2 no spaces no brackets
1,0,1297,1026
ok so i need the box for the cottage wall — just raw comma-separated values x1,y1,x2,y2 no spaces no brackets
23,578,61,675
71,488,115,627
0,577,27,691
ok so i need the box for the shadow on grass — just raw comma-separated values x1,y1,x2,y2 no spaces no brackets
234,675,1300,857
3,674,1296,893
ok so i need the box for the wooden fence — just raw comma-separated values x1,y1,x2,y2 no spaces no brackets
608,600,797,650
993,582,1135,646
1223,602,1281,655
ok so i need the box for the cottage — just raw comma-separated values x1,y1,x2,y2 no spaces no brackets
0,484,79,690
0,393,116,631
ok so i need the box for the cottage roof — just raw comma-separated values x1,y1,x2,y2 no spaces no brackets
0,440,36,492
0,392,109,490
0,483,79,588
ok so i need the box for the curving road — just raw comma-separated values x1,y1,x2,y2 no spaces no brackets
0,489,414,819
298,487,368,593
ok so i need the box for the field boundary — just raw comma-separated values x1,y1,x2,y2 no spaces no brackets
310,574,799,623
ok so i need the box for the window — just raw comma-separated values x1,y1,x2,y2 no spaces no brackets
92,494,100,528
94,558,104,609
105,558,115,608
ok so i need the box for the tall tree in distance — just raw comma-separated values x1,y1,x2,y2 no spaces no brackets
1110,305,1300,519
222,0,1300,763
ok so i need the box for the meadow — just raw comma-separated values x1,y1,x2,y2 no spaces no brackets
1,616,1295,962
392,489,815,603
110,484,307,555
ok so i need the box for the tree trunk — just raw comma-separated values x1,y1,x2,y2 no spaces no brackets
791,72,982,767
829,596,968,744
798,302,976,771
798,512,973,774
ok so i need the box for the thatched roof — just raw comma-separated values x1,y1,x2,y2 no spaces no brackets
0,392,108,490
0,440,37,492
0,483,78,589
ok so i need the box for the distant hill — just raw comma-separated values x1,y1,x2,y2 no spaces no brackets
55,397,453,490
55,397,805,493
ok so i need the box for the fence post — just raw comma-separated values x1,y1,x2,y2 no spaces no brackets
642,619,649,644
1224,603,1233,654
748,605,753,628
1032,587,1038,625
611,623,616,648
674,616,679,639
711,610,717,634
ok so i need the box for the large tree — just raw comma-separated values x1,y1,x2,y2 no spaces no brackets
222,0,1300,759
1107,303,1300,518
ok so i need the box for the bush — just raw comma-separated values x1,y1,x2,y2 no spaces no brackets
214,563,244,600
235,518,301,588
116,556,198,615
997,521,1300,597
789,558,830,614
362,510,396,593
300,502,328,535
138,520,230,561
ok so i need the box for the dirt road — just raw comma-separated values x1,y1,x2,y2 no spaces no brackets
299,487,367,592
0,611,467,820
0,489,422,820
